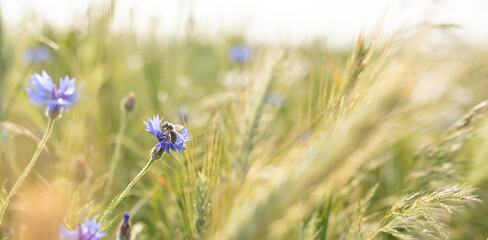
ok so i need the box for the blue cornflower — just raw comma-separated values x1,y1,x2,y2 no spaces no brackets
26,70,82,119
24,45,51,63
59,218,106,240
144,115,192,154
228,45,253,63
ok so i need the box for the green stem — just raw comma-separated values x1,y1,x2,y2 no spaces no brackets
99,155,160,224
104,111,128,201
366,229,381,240
0,118,55,227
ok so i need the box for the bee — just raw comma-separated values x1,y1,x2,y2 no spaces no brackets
161,121,184,144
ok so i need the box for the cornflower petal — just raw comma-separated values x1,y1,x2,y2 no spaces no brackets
144,115,163,137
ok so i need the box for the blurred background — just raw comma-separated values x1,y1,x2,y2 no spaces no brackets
2,0,488,47
1,0,488,239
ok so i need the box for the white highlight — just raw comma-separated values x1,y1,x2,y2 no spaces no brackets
1,0,488,48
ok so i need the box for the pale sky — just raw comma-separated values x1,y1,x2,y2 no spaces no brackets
1,0,487,48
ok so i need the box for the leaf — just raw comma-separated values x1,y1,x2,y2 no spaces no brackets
0,121,39,142
0,121,49,154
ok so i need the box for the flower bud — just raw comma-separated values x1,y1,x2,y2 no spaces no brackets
118,212,131,240
121,92,136,113
150,145,164,160
46,106,62,119
73,155,91,184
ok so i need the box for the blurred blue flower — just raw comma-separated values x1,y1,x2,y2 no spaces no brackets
228,45,253,63
298,130,310,143
144,115,192,154
59,218,106,240
266,93,287,108
24,45,51,63
26,70,82,118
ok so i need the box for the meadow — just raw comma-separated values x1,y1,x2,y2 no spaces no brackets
1,3,488,240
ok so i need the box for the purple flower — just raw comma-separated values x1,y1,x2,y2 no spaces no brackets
24,45,51,63
59,218,106,240
228,45,253,63
26,70,82,118
143,115,192,154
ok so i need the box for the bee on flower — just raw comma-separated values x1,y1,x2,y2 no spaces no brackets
144,115,192,159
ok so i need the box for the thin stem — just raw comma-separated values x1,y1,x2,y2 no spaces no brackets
104,111,128,201
365,228,382,240
0,118,56,227
99,154,160,224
